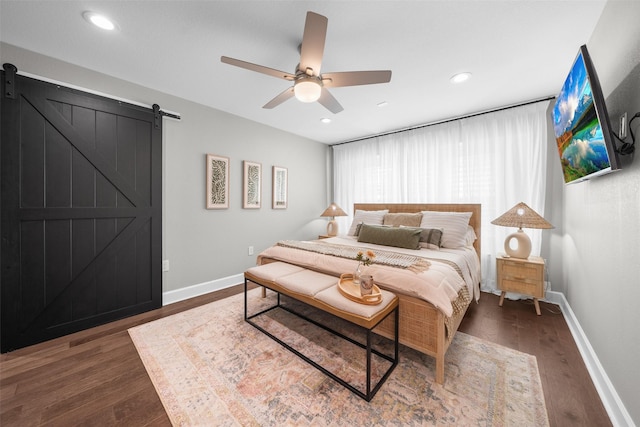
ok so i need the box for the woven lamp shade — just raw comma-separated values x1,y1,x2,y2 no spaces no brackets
320,203,347,218
491,202,553,230
320,203,347,237
491,202,553,259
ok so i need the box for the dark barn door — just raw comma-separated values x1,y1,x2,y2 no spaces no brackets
1,68,162,352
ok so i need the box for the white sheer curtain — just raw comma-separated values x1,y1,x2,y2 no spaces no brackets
332,101,550,292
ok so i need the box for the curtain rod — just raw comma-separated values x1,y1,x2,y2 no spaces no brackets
330,96,555,147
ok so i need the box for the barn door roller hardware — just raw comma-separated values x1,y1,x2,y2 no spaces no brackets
3,63,17,99
153,103,181,129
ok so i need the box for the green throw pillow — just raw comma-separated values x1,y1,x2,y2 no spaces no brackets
357,224,422,250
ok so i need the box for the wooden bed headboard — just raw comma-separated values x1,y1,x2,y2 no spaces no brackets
352,203,481,259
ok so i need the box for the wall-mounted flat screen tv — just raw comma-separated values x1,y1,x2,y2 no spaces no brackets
551,44,620,184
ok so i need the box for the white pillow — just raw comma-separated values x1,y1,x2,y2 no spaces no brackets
465,226,477,246
420,211,472,248
347,209,388,236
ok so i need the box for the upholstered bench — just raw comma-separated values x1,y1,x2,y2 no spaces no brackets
244,262,399,401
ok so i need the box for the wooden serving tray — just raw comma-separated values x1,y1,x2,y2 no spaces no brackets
338,273,382,305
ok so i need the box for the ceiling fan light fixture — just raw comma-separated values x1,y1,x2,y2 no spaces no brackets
221,12,391,114
294,79,321,103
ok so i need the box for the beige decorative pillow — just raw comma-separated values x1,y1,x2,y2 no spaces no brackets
382,212,423,227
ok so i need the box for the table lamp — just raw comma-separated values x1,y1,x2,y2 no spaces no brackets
320,203,347,236
491,202,553,259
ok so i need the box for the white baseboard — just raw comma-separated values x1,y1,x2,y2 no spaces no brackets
162,273,244,306
546,290,635,427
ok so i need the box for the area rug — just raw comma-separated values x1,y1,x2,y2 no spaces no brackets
129,289,549,426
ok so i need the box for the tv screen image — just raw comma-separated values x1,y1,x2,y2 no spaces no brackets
551,45,619,184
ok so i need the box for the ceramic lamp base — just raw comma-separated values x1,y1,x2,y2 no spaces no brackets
326,219,338,237
504,229,531,259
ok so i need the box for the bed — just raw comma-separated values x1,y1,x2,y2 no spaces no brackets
256,203,481,384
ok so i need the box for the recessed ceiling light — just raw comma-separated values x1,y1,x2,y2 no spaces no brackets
377,101,389,108
450,72,472,84
320,118,332,124
83,11,116,31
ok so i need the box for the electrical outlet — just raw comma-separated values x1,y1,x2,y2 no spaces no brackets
248,246,254,256
162,259,170,272
619,112,628,139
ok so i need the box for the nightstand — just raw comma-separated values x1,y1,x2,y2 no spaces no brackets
496,254,545,315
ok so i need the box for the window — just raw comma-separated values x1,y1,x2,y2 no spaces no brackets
332,101,550,291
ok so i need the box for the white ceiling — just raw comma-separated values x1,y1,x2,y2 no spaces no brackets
0,1,607,144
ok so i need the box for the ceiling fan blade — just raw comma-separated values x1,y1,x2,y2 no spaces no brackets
317,88,344,114
221,56,295,81
322,70,392,87
299,12,328,76
263,87,295,109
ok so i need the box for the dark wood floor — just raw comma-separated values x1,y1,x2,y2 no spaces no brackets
1,287,611,426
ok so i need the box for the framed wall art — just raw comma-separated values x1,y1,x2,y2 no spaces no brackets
206,154,229,209
243,160,262,209
272,166,288,209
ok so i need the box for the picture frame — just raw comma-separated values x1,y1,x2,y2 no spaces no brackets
272,166,288,209
206,154,229,209
243,160,262,209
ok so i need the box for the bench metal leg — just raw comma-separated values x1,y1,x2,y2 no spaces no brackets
366,330,372,398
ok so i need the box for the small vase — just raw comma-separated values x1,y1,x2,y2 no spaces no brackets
353,263,363,285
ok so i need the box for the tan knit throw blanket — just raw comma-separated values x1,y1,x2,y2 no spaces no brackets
277,240,431,273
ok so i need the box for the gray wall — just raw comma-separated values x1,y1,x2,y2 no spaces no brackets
557,1,640,424
1,43,330,295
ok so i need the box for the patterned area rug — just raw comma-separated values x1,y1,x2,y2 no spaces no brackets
129,289,549,426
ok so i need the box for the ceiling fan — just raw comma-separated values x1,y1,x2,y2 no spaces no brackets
221,11,392,114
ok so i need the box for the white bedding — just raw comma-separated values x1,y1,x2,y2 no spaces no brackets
256,236,480,317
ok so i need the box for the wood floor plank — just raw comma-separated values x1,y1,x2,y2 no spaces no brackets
40,359,149,423
0,286,612,426
110,385,172,426
0,342,71,374
2,345,139,421
4,337,129,396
